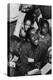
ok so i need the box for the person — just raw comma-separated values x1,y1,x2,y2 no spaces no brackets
8,35,21,76
19,19,33,40
38,19,51,68
16,27,41,75
38,19,51,48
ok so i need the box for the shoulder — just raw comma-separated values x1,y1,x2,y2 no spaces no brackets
45,34,51,41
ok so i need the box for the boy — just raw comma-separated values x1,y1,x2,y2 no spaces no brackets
38,19,51,68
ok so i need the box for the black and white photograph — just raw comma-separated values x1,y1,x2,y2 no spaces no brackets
7,4,52,76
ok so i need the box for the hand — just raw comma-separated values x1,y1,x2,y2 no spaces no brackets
21,30,26,37
8,61,16,68
28,58,34,62
11,56,19,62
34,40,38,45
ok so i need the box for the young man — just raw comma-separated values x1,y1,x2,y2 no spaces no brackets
17,27,40,75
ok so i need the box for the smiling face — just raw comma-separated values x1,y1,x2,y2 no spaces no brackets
29,29,38,45
42,23,49,35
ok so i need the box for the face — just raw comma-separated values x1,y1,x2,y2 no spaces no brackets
30,29,38,45
42,23,48,35
25,20,31,31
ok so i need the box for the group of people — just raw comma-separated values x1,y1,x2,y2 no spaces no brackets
8,6,51,76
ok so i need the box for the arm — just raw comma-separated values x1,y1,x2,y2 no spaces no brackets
19,27,26,38
8,55,19,68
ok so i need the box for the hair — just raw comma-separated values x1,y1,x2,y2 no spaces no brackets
10,35,21,42
24,10,35,26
